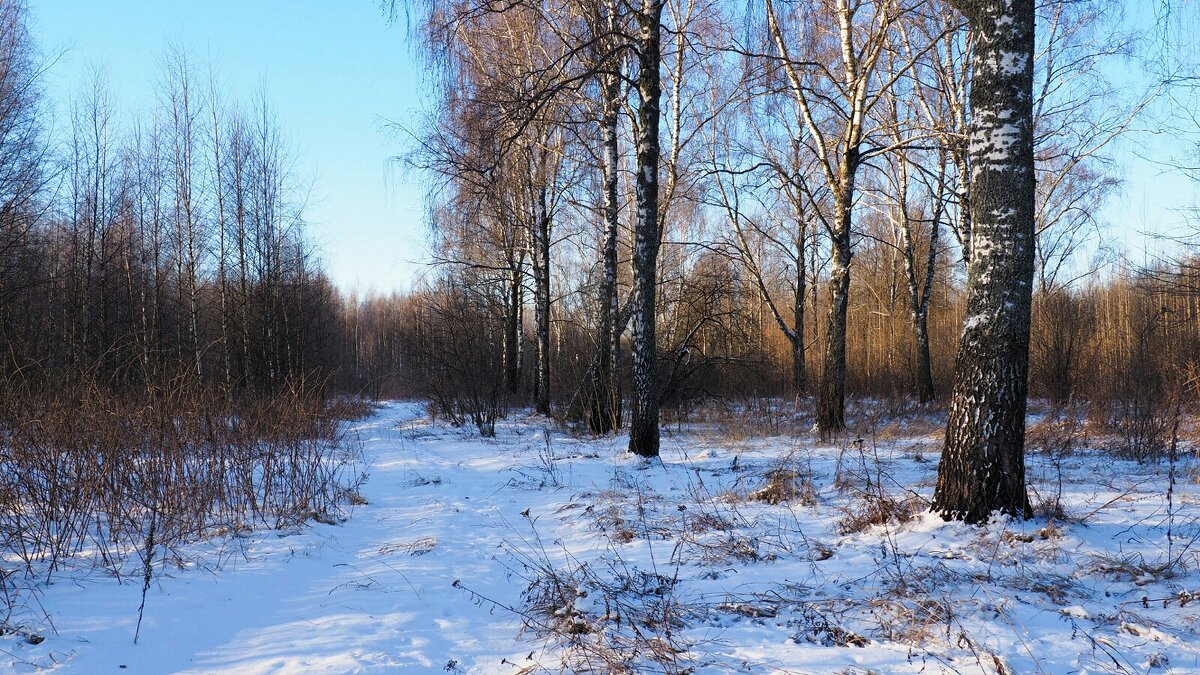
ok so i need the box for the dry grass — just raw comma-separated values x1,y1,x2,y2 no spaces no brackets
1084,552,1190,583
835,493,920,535
686,530,770,565
379,536,438,556
455,403,1200,673
502,542,691,674
666,397,809,441
869,595,950,645
749,468,817,506
0,379,366,634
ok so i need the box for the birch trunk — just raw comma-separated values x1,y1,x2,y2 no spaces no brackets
899,159,942,405
933,0,1035,523
588,67,623,434
628,0,663,458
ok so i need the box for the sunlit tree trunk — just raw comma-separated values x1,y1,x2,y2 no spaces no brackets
933,0,1036,523
588,58,623,434
628,0,663,458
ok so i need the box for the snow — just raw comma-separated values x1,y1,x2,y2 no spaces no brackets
962,313,987,333
7,401,1200,673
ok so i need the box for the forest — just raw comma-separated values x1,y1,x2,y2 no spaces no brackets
2,0,1200,671
366,0,1195,467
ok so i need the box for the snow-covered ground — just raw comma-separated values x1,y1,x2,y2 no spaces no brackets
8,401,1200,673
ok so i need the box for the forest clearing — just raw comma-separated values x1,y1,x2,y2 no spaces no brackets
5,400,1197,674
5,0,1200,672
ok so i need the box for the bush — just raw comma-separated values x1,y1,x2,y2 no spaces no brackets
1090,301,1174,462
409,278,508,436
0,378,366,632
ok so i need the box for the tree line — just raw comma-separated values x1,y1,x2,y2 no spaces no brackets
0,0,380,613
0,17,344,396
361,0,1199,522
2,0,1195,527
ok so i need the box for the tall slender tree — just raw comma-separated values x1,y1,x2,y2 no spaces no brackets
582,0,626,434
628,0,665,458
763,0,935,436
933,0,1036,523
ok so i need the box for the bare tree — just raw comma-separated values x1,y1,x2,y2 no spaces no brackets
1030,0,1144,293
0,0,50,369
67,69,121,371
763,0,937,436
161,49,206,380
873,78,949,404
932,0,1035,523
579,0,627,434
206,66,234,393
706,100,818,397
628,0,665,457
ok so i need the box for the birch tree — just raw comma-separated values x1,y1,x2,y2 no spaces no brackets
628,0,665,457
763,0,934,436
578,0,627,434
933,0,1036,523
874,71,949,404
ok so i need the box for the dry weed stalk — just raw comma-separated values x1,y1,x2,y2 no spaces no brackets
0,377,368,637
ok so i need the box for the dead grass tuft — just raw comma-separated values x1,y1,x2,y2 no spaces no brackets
1084,552,1188,584
750,468,817,506
379,536,437,556
835,494,920,535
684,510,734,534
870,595,951,645
688,531,771,565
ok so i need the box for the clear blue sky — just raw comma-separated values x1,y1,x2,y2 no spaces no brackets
31,0,429,294
27,1,1197,293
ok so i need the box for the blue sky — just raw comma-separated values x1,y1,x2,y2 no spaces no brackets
27,1,1197,293
31,0,429,294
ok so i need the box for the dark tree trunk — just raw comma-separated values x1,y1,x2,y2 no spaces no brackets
817,233,850,437
902,197,940,404
628,0,663,458
817,181,854,438
912,308,935,403
791,223,807,396
533,185,552,415
933,0,1035,524
791,334,805,396
587,69,622,434
504,253,523,393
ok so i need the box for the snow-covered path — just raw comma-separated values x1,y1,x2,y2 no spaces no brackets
11,401,1200,673
28,401,549,673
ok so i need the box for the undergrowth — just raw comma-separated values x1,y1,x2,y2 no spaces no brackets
0,378,369,639
457,403,1200,673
